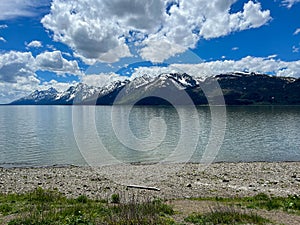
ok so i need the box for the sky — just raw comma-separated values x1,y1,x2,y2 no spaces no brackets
0,0,300,103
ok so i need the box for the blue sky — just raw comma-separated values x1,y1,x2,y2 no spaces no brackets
0,0,300,103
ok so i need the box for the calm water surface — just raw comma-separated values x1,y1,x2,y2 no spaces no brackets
0,105,299,167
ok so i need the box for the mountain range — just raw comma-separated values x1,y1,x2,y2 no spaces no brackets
10,72,300,105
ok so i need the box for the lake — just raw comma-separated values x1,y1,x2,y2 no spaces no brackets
0,105,299,167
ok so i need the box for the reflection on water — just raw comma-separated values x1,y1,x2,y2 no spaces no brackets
0,105,299,167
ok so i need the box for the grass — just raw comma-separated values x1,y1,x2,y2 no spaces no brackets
0,188,174,225
0,189,297,225
191,193,300,215
184,205,270,225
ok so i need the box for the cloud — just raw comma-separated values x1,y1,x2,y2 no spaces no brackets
35,51,81,75
282,0,300,8
0,0,50,20
46,44,56,51
293,45,299,53
0,50,81,103
27,40,43,48
294,28,300,35
232,47,239,51
0,50,81,84
139,37,186,63
41,0,133,64
267,54,277,59
0,25,8,29
0,37,6,42
128,57,300,80
0,51,37,103
0,77,77,104
131,66,181,80
198,1,271,39
0,75,41,103
172,56,300,78
81,73,127,87
0,51,35,83
62,52,72,57
42,0,271,64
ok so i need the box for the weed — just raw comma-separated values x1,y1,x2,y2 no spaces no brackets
111,193,120,204
76,195,89,204
185,205,270,225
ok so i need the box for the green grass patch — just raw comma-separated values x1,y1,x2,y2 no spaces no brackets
185,206,270,225
191,193,300,215
0,188,174,225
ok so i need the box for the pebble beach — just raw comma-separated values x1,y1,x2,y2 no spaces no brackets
0,162,299,200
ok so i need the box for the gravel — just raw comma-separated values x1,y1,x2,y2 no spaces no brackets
0,162,299,200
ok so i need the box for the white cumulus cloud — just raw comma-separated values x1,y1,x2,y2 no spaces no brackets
0,51,35,83
42,0,271,64
0,77,77,104
0,75,41,103
27,40,43,48
0,50,82,103
41,0,133,64
0,50,81,84
0,51,38,103
139,37,186,63
199,1,271,39
35,51,81,75
0,37,6,42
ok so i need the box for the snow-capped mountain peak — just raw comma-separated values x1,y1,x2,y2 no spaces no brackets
11,73,201,105
27,88,58,101
10,72,300,105
55,83,101,103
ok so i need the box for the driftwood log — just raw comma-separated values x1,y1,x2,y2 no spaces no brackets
127,185,160,191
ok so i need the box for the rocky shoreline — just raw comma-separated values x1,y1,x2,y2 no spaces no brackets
0,162,299,200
